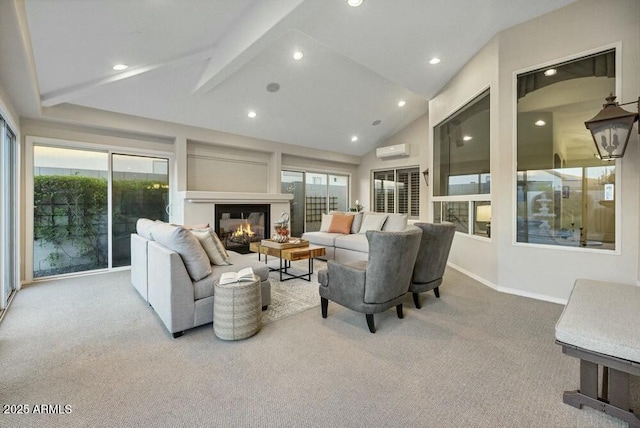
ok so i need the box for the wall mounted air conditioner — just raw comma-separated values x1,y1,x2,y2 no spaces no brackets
376,143,410,158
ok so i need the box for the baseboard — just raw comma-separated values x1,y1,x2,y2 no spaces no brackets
447,262,567,305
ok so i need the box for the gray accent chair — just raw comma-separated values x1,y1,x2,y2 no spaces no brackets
410,222,456,308
317,227,421,333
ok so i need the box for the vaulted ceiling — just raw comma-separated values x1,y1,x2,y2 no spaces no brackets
1,0,576,156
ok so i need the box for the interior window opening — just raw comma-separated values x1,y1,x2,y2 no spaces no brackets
516,49,616,250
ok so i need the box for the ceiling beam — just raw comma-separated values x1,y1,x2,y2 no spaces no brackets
40,48,212,107
192,0,306,96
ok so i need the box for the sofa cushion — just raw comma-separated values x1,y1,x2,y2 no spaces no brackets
136,218,156,240
190,228,230,266
350,212,364,234
192,252,269,300
227,252,269,281
382,214,408,231
328,214,354,234
334,234,369,253
301,231,342,247
150,222,212,281
329,211,363,234
193,274,216,300
319,214,333,232
358,213,388,234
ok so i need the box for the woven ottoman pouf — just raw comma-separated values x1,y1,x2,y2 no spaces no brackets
213,278,262,340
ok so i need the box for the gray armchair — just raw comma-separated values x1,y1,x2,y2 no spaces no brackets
318,228,421,333
410,222,455,308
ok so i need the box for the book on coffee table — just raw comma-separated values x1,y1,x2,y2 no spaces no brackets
219,267,257,285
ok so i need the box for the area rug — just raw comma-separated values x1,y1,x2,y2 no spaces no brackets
241,254,325,325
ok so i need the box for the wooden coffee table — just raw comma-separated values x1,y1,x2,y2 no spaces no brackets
249,240,326,282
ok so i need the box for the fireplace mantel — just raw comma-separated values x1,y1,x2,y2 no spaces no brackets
176,191,292,234
178,191,293,204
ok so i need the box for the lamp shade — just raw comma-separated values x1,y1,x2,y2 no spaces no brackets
476,204,491,222
585,94,639,160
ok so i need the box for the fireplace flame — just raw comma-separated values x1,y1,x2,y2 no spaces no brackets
233,222,255,238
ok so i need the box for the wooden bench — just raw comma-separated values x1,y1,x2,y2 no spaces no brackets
556,279,640,427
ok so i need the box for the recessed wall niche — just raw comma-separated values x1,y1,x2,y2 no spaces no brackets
186,141,270,192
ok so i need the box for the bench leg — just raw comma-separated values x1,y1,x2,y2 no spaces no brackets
580,359,598,399
609,368,630,411
563,359,640,428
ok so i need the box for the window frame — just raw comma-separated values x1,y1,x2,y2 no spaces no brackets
512,44,622,253
371,166,420,219
25,136,174,282
432,87,491,239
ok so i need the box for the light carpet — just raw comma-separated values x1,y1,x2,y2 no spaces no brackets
256,255,325,325
2,265,639,427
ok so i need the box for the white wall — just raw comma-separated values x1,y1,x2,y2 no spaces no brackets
357,113,428,214
428,37,500,288
0,84,20,132
18,108,360,282
428,0,640,302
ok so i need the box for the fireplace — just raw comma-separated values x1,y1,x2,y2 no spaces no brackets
215,204,270,254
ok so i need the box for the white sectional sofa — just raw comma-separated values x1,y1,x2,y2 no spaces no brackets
130,219,271,338
302,211,415,264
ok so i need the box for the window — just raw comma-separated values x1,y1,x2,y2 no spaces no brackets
433,90,490,197
372,167,420,218
516,50,616,250
433,90,490,237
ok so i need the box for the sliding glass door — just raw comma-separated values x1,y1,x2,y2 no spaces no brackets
112,154,169,267
33,146,109,277
32,144,170,278
1,120,17,310
282,170,349,234
281,170,305,238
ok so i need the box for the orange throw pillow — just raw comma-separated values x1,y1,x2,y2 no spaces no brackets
328,214,354,234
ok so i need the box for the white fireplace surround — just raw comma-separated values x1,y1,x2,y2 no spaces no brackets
175,191,293,239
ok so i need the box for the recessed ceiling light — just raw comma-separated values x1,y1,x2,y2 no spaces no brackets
398,100,406,107
293,51,304,60
429,57,441,65
248,111,257,118
462,135,473,141
535,120,546,126
544,68,557,76
112,64,128,71
351,136,358,142
347,0,363,6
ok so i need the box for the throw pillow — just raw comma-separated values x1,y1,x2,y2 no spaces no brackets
320,214,334,232
190,228,231,266
358,213,388,234
350,212,364,234
382,214,407,231
328,214,354,234
150,223,212,281
182,223,210,230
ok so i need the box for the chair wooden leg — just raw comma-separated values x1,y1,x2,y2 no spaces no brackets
366,314,376,333
321,297,328,318
433,287,440,298
396,303,403,319
412,292,422,309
